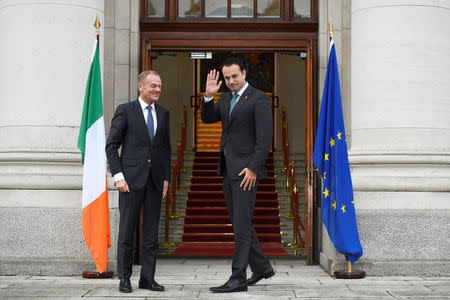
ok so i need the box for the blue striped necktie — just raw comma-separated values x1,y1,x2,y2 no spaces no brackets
229,93,238,118
147,105,154,141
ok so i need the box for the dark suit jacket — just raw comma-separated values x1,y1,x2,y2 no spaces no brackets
105,100,171,192
201,85,273,180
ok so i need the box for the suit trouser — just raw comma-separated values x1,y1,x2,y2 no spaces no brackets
117,170,162,280
223,171,272,281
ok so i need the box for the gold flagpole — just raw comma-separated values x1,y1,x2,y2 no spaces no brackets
327,17,334,41
94,14,101,41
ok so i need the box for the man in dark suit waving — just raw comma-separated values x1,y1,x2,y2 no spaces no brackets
202,56,275,293
106,71,171,293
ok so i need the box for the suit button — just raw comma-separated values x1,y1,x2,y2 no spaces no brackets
148,159,151,163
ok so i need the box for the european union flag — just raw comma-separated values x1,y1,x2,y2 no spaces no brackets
312,40,363,264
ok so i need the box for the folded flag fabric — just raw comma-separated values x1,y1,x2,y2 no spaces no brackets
77,40,111,273
312,39,363,264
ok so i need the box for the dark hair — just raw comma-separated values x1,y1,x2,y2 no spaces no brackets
221,55,247,72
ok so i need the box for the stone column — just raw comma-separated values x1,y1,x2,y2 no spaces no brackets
348,0,450,275
0,0,117,275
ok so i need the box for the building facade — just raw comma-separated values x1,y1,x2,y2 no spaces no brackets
0,0,449,276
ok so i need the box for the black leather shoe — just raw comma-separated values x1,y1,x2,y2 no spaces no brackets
139,277,165,291
247,267,275,286
209,279,247,293
119,278,132,293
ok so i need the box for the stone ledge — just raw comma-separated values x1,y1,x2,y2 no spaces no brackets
0,259,118,276
321,253,450,277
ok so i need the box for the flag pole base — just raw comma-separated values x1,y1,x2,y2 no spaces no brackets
334,270,365,279
82,270,114,279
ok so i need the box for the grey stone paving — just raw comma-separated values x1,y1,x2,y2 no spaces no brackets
1,259,449,299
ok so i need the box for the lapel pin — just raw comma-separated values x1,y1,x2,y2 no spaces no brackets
245,96,248,100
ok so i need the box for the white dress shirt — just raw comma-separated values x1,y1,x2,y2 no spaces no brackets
113,97,158,182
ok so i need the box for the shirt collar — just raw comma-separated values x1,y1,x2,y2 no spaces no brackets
139,97,155,111
235,82,249,97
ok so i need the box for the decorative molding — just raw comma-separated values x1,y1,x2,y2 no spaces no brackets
349,151,450,165
0,151,81,163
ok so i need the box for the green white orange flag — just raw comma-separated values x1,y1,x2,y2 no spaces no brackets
77,40,111,273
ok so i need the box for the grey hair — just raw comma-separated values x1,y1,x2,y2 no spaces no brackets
138,70,160,83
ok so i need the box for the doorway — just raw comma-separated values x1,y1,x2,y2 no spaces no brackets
151,51,306,152
140,46,317,263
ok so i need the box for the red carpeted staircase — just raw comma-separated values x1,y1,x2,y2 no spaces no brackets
171,151,288,256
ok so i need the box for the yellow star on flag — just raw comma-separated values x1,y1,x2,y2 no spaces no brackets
332,201,336,210
341,205,346,213
330,138,335,148
323,172,327,180
337,131,342,140
351,200,354,205
324,153,329,161
323,188,329,198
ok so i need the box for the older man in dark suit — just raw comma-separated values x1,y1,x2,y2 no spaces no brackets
201,56,275,293
106,70,171,293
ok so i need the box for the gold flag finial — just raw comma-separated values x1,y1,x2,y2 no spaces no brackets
94,14,101,36
327,17,334,39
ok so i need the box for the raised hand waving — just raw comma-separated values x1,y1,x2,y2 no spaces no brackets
205,69,222,98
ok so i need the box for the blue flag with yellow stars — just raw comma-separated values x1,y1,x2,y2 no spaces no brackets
312,39,363,264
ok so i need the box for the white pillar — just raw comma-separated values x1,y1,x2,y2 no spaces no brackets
0,0,104,189
350,0,450,275
0,0,111,275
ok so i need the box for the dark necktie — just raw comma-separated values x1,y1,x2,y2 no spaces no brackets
229,93,238,118
147,105,154,141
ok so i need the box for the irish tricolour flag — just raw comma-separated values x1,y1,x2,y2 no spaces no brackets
77,40,111,273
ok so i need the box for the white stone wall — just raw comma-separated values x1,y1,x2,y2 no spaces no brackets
319,0,450,275
0,0,121,275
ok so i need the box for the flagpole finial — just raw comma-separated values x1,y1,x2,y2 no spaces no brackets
94,14,101,36
327,17,334,40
